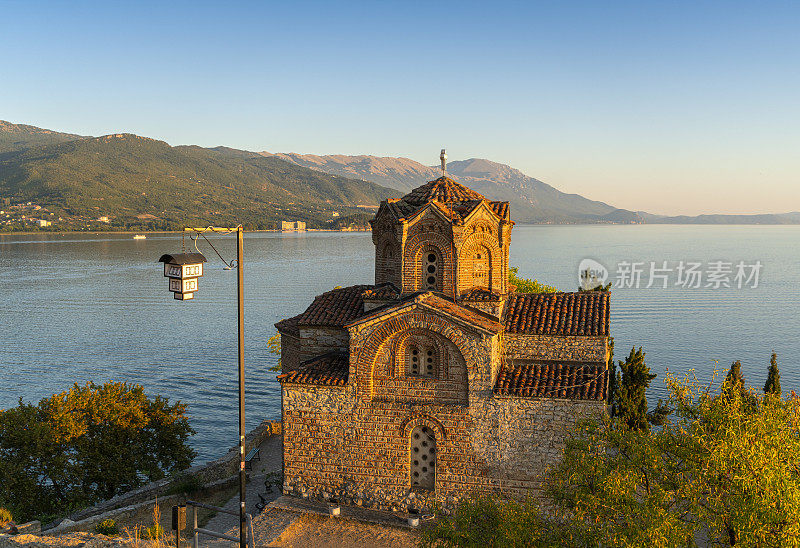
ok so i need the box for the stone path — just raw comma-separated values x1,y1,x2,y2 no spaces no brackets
201,435,283,547
198,436,419,547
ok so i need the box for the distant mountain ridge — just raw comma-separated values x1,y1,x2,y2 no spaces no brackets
0,120,86,153
0,122,400,230
2,120,797,226
261,152,627,223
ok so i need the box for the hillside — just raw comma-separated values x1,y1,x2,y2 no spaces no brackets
261,152,624,223
0,120,85,153
0,131,400,230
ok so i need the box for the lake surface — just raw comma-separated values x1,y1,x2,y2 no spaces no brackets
2,226,798,463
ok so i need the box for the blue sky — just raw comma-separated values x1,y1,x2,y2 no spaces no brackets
2,1,799,215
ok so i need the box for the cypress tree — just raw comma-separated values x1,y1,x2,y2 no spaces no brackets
614,347,656,431
764,352,781,396
723,360,746,398
606,337,616,405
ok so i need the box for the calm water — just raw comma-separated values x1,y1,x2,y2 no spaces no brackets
2,226,798,463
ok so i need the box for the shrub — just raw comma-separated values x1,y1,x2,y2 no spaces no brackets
0,508,12,527
145,523,164,540
508,267,558,294
166,473,203,495
0,381,196,522
94,518,119,536
419,495,555,547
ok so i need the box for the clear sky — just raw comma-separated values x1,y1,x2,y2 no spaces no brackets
2,1,798,215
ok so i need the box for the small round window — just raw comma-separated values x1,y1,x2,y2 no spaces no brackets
423,252,439,290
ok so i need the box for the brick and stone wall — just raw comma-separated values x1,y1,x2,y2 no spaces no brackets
503,334,608,363
281,304,607,511
295,327,348,363
282,382,605,511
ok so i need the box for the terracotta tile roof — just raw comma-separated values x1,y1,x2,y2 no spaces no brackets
423,294,503,333
361,282,400,300
277,352,349,386
460,287,503,302
503,292,609,337
487,201,509,220
294,285,371,327
402,176,485,205
275,314,301,336
346,292,503,334
494,361,608,400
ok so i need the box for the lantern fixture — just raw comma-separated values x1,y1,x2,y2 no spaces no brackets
158,252,207,300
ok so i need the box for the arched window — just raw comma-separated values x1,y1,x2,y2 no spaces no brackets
422,250,440,291
406,342,437,377
471,246,491,289
410,426,436,490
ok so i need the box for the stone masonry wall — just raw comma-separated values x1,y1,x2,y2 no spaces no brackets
296,327,348,362
504,334,608,363
282,383,605,512
282,303,608,512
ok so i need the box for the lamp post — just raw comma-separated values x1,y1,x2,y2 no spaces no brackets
158,226,247,548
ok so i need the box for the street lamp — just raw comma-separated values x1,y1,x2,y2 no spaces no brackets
158,226,247,548
158,253,206,300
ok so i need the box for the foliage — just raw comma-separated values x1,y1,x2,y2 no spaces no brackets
606,336,616,404
764,352,781,396
95,518,119,536
166,473,204,496
145,523,164,540
612,347,656,430
508,267,558,294
267,333,282,373
548,372,800,547
0,382,195,522
0,508,11,527
418,495,557,548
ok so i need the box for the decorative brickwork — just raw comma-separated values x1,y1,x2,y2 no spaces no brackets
276,171,611,512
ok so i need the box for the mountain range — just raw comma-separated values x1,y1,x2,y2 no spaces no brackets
1,120,798,229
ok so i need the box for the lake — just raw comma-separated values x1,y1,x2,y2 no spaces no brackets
2,226,798,463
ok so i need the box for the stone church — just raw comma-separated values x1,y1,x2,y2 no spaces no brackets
276,160,610,511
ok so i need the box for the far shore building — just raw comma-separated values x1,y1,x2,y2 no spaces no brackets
281,220,307,232
275,165,610,511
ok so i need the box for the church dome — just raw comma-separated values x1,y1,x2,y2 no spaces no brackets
402,176,485,205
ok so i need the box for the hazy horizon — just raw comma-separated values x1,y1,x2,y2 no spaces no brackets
2,1,798,216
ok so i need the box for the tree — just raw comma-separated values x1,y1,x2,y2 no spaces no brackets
612,347,656,430
508,267,558,293
0,382,195,522
764,352,781,396
267,333,282,373
606,337,616,405
548,372,800,547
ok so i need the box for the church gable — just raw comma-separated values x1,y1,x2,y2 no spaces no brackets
346,294,502,402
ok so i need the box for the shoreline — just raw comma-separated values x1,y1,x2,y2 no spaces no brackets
0,228,372,236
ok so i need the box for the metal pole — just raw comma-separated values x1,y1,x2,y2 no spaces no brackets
192,505,198,548
237,226,246,548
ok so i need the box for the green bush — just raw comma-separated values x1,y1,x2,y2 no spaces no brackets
166,473,203,495
419,495,554,547
0,507,12,527
508,267,558,293
0,381,196,522
145,523,164,540
94,518,119,536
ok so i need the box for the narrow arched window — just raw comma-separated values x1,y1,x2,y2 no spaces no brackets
410,426,436,490
423,251,440,290
407,342,436,377
472,247,491,289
